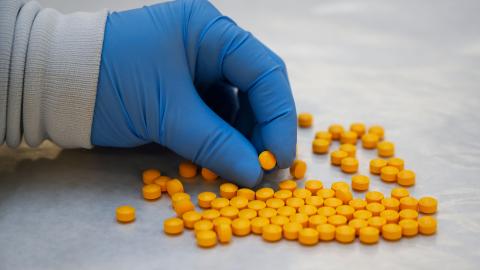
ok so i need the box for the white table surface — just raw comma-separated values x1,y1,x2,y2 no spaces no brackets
1,0,480,269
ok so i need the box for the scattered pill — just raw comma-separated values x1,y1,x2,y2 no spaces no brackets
380,210,400,224
293,188,312,200
391,187,410,200
194,220,214,233
154,176,170,192
399,219,419,237
418,216,437,235
353,210,373,220
266,198,285,209
220,206,239,219
335,225,355,243
335,188,353,204
299,228,319,245
339,144,356,157
328,124,344,140
382,224,402,241
309,215,328,228
298,113,313,128
359,226,379,244
312,139,330,154
259,208,277,219
277,206,296,217
220,183,238,199
366,203,385,216
368,216,387,231
262,224,283,242
387,158,404,171
336,205,355,220
377,141,395,157
237,188,256,201
350,123,366,137
418,196,438,214
116,205,135,223
259,151,277,170
380,166,399,183
142,184,162,200
340,131,358,145
274,190,293,200
318,206,336,217
366,191,384,203
305,180,323,194
232,218,251,236
166,179,184,196
142,169,161,185
179,161,197,178
238,208,258,220
361,133,379,149
305,196,324,208
349,218,368,236
251,217,270,234
341,157,359,173
331,181,350,192
290,160,307,179
171,193,190,204
173,199,195,216
349,199,367,210
351,175,369,191
256,187,275,201
278,180,297,191
399,209,419,221
283,222,303,240
216,223,232,244
201,168,218,181
331,150,348,166
369,159,387,174
399,197,418,211
202,209,221,221
210,198,230,210
317,224,336,241
164,217,184,235
381,197,400,211
213,217,232,231
315,131,332,142
230,196,249,209
248,200,267,211
317,188,335,199
196,230,217,248
182,211,202,229
198,192,217,209
397,170,416,186
368,125,384,140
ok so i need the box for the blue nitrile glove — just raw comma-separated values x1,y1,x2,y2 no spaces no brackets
91,0,296,187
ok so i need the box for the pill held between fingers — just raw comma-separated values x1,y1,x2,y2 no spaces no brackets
116,205,135,223
418,196,438,214
201,168,218,181
142,184,162,200
166,179,184,196
164,217,184,235
350,123,366,137
377,141,395,158
351,175,369,191
328,124,344,140
259,151,277,170
361,133,379,149
359,226,380,244
262,224,283,242
178,161,197,178
298,113,313,128
312,139,330,154
299,228,319,245
198,192,217,209
397,170,416,186
196,230,217,248
142,169,161,185
290,160,307,179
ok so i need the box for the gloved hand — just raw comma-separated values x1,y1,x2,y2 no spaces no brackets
91,0,296,187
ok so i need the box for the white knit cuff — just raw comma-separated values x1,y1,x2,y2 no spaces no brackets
22,7,107,148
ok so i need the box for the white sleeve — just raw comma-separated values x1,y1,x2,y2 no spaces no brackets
0,0,107,148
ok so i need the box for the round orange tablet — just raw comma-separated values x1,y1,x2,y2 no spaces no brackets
210,198,230,210
315,131,333,142
171,192,191,204
366,202,385,216
380,210,400,224
350,123,366,137
216,223,232,244
194,219,214,233
329,124,344,140
317,206,336,217
274,190,293,201
351,175,369,191
237,188,256,201
298,205,318,216
196,230,217,248
259,208,277,219
220,206,239,219
266,198,285,209
305,180,323,194
271,215,290,226
256,187,275,201
298,113,313,128
399,219,419,237
397,170,416,186
317,188,335,199
251,217,270,234
349,199,367,210
388,158,404,171
178,161,197,178
382,224,402,241
231,218,251,236
116,205,135,223
418,216,437,235
142,169,161,185
331,150,348,166
299,228,319,245
220,183,238,199
278,180,297,191
238,208,257,220
173,199,195,216
331,181,350,191
368,216,386,230
380,166,399,183
317,223,336,241
164,217,184,235
262,224,282,242
349,218,368,235
312,139,330,154
399,209,419,221
418,196,438,214
400,197,418,210
353,210,372,220
324,197,343,208
259,151,277,170
305,196,324,208
328,215,348,226
359,226,379,244
283,222,303,240
340,131,358,145
377,141,394,158
154,176,170,192
361,133,379,149
336,205,355,220
182,211,202,229
286,197,305,209
309,215,328,228
290,213,309,227
293,188,312,200
290,160,307,179
335,188,353,204
391,187,410,200
368,125,384,140
142,184,162,200
198,191,217,209
200,168,218,181
341,157,359,174
277,206,296,217
166,179,184,196
335,225,355,243
248,200,267,211
381,197,400,211
230,196,249,209
202,209,221,221
369,159,387,175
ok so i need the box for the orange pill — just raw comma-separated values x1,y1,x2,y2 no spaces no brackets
154,176,170,192
178,161,197,178
210,198,230,210
251,217,270,234
365,191,384,203
331,181,350,192
283,222,303,240
349,218,368,236
298,113,313,128
142,184,162,200
238,208,257,220
259,151,277,170
309,215,328,228
166,179,184,196
400,197,418,210
293,188,312,200
399,219,418,237
262,224,282,242
331,150,348,166
399,209,419,221
317,206,336,217
324,197,343,208
277,206,296,217
366,203,385,216
361,133,379,149
317,188,335,199
368,125,384,140
317,224,336,241
230,196,249,209
220,206,239,219
341,157,359,174
231,218,251,236
274,190,293,201
340,131,358,145
377,141,395,158
278,180,297,191
315,131,332,143
194,219,214,233
353,210,372,220
350,123,366,137
271,215,290,226
328,215,348,226
237,188,256,201
116,205,135,223
335,188,353,204
305,180,323,194
290,213,309,227
202,209,221,221
182,211,202,229
335,225,355,243
312,139,330,154
339,144,356,157
397,170,416,186
173,199,195,216
248,200,267,211
290,160,307,179
388,158,404,171
349,199,367,210
198,191,217,209
418,196,438,214
220,183,238,199
368,216,386,231
381,197,400,211
329,124,344,140
256,187,275,201
336,205,355,220
164,217,184,235
171,192,191,204
142,169,161,185
418,216,437,235
380,166,399,183
216,223,232,244
305,196,324,208
200,168,218,181
380,210,400,223
369,159,387,174
351,175,369,191
259,208,277,219
299,228,319,245
359,226,379,244
266,198,285,209
298,205,318,216
382,224,402,241
196,230,217,248
391,187,410,200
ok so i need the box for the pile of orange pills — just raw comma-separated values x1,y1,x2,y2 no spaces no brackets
115,118,438,249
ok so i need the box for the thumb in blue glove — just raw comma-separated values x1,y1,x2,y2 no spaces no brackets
91,0,297,187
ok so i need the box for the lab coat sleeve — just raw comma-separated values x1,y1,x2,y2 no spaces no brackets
0,0,107,148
